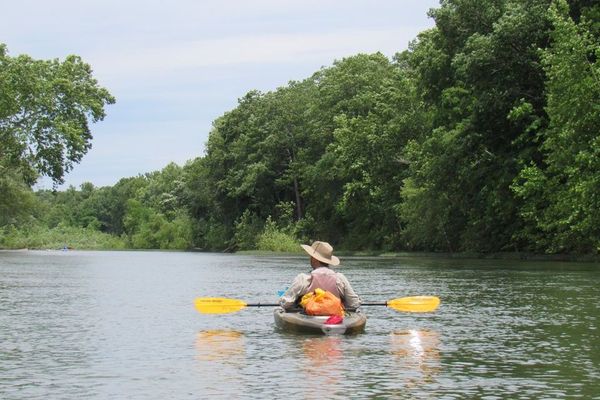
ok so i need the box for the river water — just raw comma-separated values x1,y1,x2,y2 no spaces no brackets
0,250,598,399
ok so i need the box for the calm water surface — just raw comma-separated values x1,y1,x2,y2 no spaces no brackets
0,250,598,399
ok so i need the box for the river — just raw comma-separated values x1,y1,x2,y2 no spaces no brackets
0,250,598,399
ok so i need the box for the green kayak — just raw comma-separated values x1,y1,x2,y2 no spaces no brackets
274,307,367,335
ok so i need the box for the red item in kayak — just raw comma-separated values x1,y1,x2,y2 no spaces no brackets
325,315,344,325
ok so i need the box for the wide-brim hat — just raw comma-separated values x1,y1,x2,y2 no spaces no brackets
301,241,340,266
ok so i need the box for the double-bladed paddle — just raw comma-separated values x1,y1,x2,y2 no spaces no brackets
194,296,440,314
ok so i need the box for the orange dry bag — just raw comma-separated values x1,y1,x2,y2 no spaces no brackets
301,288,344,316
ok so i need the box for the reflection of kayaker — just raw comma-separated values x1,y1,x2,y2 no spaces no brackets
299,336,345,398
302,336,343,365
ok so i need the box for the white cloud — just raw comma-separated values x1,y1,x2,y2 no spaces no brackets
89,27,420,80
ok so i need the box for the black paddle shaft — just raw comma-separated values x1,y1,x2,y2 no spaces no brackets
244,302,388,309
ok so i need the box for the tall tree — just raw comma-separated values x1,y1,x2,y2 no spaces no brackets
512,0,600,252
401,0,552,251
306,53,430,249
0,44,115,185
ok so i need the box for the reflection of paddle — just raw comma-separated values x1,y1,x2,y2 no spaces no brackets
194,296,440,314
195,330,245,361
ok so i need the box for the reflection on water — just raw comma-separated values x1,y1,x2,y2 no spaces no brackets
195,329,245,362
299,336,344,397
194,330,247,396
302,336,343,366
390,329,441,386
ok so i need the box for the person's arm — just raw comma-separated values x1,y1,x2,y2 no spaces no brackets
336,273,361,309
279,273,310,309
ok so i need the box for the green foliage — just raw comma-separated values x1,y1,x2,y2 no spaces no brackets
25,164,194,251
0,44,115,185
401,0,552,252
233,210,263,250
137,162,185,216
0,167,37,226
129,212,193,250
319,54,431,249
121,179,194,250
200,219,230,251
256,217,301,253
0,223,126,250
511,0,600,253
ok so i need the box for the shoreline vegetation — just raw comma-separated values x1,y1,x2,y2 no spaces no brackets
2,1,600,258
0,225,126,251
1,227,599,263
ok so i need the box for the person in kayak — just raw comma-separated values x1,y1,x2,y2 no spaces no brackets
279,241,361,310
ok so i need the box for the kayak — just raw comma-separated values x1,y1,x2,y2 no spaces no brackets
273,307,366,335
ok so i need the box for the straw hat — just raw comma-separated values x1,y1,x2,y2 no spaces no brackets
301,241,340,266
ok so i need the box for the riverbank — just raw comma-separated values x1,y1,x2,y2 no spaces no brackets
3,230,599,263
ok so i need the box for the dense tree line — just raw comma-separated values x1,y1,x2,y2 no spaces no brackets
1,0,599,254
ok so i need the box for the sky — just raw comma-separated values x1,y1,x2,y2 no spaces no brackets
1,0,439,189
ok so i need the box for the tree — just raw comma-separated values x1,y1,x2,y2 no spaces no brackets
0,44,115,185
401,0,552,252
0,166,37,226
201,82,322,249
307,53,430,249
512,0,600,253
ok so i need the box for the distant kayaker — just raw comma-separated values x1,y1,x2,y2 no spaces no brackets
279,241,361,310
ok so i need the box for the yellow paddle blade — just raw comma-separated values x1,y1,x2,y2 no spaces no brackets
387,296,440,313
194,297,248,314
